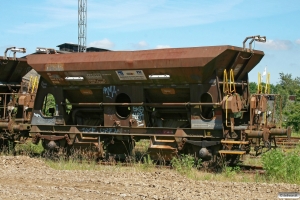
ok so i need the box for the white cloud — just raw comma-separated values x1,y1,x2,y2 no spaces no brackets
137,41,148,48
88,39,114,49
296,39,300,45
257,39,293,50
132,41,148,49
156,45,171,49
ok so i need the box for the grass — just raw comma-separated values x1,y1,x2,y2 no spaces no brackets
43,155,270,184
170,154,201,178
242,154,262,166
15,141,44,155
1,139,300,185
46,157,101,171
0,140,44,156
261,144,300,184
291,131,300,137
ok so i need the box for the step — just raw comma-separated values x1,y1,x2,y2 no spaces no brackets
221,140,249,145
219,150,246,155
148,145,177,150
153,136,175,143
153,139,176,143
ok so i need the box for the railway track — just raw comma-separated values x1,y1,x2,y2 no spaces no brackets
237,164,265,174
14,136,299,175
275,136,300,149
98,159,266,174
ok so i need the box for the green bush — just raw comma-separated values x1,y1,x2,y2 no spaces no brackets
261,146,300,183
15,141,44,156
141,154,155,170
171,155,201,175
223,166,241,177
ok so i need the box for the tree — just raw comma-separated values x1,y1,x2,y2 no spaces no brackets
276,73,300,132
249,82,257,94
278,73,300,94
249,82,277,94
42,93,56,116
283,101,300,132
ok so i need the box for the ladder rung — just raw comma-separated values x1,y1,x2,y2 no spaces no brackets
148,145,176,150
221,140,249,145
154,139,175,143
219,150,246,155
153,136,175,143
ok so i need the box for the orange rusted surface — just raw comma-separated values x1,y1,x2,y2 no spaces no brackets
27,45,264,86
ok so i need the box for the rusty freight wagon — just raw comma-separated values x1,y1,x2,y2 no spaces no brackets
25,41,289,164
0,47,38,150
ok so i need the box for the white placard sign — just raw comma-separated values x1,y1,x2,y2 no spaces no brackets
116,70,147,80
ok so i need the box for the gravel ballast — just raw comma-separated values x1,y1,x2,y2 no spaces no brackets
0,156,299,200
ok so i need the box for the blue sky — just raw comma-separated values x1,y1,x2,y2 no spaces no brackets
1,0,300,84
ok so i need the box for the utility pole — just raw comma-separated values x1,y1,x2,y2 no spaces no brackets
78,0,87,52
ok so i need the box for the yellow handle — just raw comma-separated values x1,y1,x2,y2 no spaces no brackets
230,69,235,93
257,72,261,93
223,69,229,94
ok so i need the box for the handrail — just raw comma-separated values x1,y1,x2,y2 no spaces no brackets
229,69,236,93
223,69,229,94
223,69,236,94
265,73,270,94
257,72,261,93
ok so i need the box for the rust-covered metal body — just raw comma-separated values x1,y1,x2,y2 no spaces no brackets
0,56,36,148
27,46,263,86
19,45,289,162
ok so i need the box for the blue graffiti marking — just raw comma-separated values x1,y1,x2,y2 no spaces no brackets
80,127,120,133
103,86,118,99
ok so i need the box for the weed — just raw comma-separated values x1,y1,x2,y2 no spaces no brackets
241,175,250,182
261,146,300,184
202,174,211,180
15,141,44,156
262,149,286,179
141,154,155,170
291,132,300,137
171,154,201,176
46,157,98,171
223,166,240,178
4,139,300,185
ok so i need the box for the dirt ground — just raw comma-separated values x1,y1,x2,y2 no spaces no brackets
0,156,299,200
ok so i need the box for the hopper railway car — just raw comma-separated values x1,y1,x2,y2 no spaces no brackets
0,39,291,166
0,52,37,150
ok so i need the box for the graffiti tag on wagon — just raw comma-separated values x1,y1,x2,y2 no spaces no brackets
103,86,119,99
79,127,121,133
132,106,144,127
